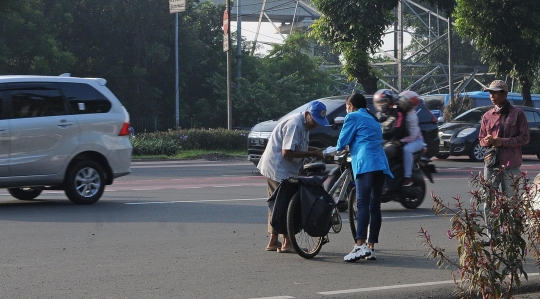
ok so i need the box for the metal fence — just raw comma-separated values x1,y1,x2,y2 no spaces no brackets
130,117,178,134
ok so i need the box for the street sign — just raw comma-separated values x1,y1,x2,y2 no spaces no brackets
223,35,229,52
223,10,229,35
169,0,185,13
223,9,229,52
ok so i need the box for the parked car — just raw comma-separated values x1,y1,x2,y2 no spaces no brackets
437,105,540,161
0,74,132,204
247,95,440,165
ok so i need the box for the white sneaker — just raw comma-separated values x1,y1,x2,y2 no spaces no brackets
364,248,376,260
344,244,371,262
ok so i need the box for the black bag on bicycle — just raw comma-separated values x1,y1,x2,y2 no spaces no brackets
298,176,335,237
269,179,298,235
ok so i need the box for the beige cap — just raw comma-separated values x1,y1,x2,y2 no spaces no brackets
484,80,508,92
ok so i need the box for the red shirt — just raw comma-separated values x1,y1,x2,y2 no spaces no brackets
479,105,530,168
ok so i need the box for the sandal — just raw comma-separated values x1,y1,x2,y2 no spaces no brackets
265,242,282,251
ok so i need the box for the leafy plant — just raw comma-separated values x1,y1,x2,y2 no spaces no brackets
130,128,248,156
443,94,472,122
421,170,540,298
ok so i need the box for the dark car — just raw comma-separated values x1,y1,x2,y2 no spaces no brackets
437,105,540,162
247,95,440,165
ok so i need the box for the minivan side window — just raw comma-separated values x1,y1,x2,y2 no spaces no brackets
60,82,112,114
10,84,66,119
0,92,3,119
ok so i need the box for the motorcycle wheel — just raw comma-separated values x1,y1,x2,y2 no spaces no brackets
347,187,357,241
400,175,426,209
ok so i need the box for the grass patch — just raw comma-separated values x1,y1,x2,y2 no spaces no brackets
130,128,249,159
133,149,247,160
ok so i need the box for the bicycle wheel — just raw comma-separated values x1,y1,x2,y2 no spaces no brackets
348,186,357,241
331,208,342,233
286,192,324,259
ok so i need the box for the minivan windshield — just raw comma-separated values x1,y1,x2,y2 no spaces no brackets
277,98,347,121
452,107,490,123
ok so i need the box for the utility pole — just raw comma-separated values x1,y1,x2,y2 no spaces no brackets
169,0,185,129
448,16,454,102
224,2,232,129
397,0,403,92
236,0,242,90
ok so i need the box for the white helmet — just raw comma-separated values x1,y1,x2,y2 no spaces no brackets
397,90,420,111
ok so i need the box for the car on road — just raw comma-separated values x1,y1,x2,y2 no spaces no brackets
247,95,440,165
437,105,540,161
0,74,132,204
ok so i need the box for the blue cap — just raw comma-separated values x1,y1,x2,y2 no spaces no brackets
306,100,329,126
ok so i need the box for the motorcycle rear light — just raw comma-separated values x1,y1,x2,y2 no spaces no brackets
119,122,131,136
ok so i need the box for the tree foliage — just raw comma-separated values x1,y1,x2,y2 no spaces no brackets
0,0,335,131
196,32,333,129
310,0,457,94
454,0,540,106
310,0,399,93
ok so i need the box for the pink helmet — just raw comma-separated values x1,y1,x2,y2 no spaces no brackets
397,90,420,110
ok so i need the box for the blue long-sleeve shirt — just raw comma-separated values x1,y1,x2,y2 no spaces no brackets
336,109,393,178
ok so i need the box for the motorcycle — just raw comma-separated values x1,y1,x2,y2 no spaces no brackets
321,144,436,210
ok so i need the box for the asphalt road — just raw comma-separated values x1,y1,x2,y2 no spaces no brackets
0,156,539,299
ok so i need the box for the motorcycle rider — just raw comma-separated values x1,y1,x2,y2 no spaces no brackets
374,89,408,148
396,91,424,187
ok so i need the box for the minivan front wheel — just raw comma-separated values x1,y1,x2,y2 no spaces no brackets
65,160,105,205
8,187,42,200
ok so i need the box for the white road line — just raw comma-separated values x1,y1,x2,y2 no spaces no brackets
124,197,267,205
341,214,433,222
319,273,540,296
212,185,243,188
319,280,456,295
382,214,434,219
131,163,251,168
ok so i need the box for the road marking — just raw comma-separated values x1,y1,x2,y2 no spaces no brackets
319,280,456,295
382,214,434,219
131,162,251,168
342,214,434,222
249,296,295,299
319,274,540,296
212,185,243,188
124,197,267,205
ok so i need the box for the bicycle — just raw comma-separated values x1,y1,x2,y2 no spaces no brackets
284,153,355,259
323,153,359,240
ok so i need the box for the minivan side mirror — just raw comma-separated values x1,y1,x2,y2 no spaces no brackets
332,116,345,130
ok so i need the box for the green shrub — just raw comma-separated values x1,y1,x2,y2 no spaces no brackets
130,128,249,156
421,171,540,298
130,134,178,156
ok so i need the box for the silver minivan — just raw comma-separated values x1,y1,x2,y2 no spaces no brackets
0,75,132,204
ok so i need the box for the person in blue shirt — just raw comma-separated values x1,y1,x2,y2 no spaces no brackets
336,93,393,262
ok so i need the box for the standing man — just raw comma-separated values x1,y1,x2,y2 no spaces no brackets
257,100,328,253
479,80,529,244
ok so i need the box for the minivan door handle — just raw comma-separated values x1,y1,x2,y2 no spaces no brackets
57,119,74,128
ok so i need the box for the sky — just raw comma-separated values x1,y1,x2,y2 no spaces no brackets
230,21,412,56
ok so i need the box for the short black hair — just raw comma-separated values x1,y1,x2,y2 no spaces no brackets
347,93,367,109
346,93,378,122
